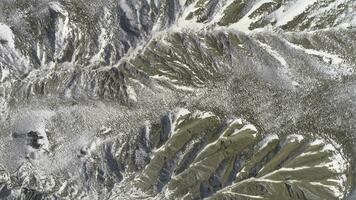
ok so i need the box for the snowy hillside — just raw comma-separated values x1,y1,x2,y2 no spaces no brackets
0,0,355,199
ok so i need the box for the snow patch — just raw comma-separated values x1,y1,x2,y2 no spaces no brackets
229,0,274,33
192,111,215,119
170,108,191,135
286,134,304,143
55,13,69,55
228,118,243,126
288,41,343,65
257,40,288,67
0,67,10,82
231,124,258,137
0,23,15,49
90,7,113,64
173,108,191,121
285,39,353,76
258,134,279,150
273,0,318,27
126,86,138,102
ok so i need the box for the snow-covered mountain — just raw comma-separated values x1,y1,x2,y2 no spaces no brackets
0,0,355,199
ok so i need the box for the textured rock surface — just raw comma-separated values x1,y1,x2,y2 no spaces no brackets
0,0,355,199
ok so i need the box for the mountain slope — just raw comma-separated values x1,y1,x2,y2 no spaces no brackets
0,0,355,199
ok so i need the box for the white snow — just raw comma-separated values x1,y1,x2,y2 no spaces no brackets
258,134,279,150
171,83,196,92
209,0,237,25
0,23,15,49
169,108,191,136
257,41,288,67
286,134,304,143
192,111,215,119
309,138,324,146
297,151,321,158
317,142,348,174
173,108,191,121
240,124,257,132
310,182,344,199
229,118,243,126
256,39,301,87
0,67,10,82
231,124,258,136
152,73,196,91
48,2,71,61
286,41,344,65
171,0,205,32
273,0,318,27
36,41,48,65
90,8,113,64
56,180,68,194
151,74,176,82
219,118,244,137
225,191,263,199
173,60,197,75
229,0,274,33
126,86,138,102
285,39,354,76
178,0,187,7
98,126,112,135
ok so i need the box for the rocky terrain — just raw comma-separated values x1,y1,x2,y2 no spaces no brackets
0,0,355,199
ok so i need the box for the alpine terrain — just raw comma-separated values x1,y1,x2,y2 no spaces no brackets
0,0,355,199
